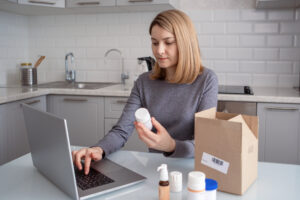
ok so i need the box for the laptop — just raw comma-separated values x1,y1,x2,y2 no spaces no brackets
22,104,146,200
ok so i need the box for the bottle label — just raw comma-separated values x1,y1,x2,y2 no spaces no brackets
159,186,170,200
201,152,230,174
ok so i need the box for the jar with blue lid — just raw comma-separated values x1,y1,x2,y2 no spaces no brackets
205,178,218,200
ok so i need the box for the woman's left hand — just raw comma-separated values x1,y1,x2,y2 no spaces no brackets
134,117,176,153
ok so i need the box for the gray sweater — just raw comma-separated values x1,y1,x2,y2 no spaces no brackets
95,67,218,158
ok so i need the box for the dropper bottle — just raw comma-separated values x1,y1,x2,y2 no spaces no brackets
157,164,170,200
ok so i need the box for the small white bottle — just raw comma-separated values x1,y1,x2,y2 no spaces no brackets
187,171,206,200
135,108,153,130
170,171,182,193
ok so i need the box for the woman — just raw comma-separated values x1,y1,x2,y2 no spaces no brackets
72,9,218,175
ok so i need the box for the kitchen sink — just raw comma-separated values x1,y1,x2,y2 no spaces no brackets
37,81,117,90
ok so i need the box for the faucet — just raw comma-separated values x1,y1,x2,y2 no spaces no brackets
104,48,129,85
65,52,76,82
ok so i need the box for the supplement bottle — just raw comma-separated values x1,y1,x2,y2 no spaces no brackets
135,108,153,130
187,171,206,200
157,164,170,200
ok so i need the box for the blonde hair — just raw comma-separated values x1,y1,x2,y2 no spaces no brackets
149,9,203,84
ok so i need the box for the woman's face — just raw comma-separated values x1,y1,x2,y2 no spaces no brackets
151,25,179,71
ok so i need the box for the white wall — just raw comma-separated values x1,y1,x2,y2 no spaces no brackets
0,4,300,88
0,11,29,85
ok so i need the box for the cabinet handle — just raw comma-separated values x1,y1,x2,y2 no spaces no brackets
28,0,55,5
128,0,153,2
63,98,88,102
24,99,41,105
265,107,299,111
77,1,100,5
116,100,127,104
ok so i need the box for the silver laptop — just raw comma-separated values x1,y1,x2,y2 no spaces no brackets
22,104,146,200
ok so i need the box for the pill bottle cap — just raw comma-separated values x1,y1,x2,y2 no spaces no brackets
157,164,168,181
135,108,151,123
170,171,182,192
205,178,218,191
188,171,205,191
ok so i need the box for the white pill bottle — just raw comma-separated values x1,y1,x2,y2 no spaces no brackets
187,171,206,200
135,108,153,130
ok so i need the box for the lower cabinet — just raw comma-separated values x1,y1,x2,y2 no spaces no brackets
257,103,300,164
0,96,46,165
104,97,148,152
47,95,105,146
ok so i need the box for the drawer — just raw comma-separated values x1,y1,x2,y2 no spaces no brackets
105,97,128,118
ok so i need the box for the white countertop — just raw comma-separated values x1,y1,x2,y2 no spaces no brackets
0,150,299,200
1,84,300,104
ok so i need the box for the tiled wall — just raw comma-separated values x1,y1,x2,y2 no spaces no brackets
185,8,300,87
27,12,156,84
0,8,300,87
0,11,29,85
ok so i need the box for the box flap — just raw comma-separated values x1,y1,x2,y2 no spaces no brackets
195,107,216,119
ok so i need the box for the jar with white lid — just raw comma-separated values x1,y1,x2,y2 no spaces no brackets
187,171,206,200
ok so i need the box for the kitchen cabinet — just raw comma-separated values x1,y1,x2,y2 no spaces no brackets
66,0,115,8
12,0,65,8
0,96,46,165
2,0,177,15
104,97,148,152
116,0,179,11
257,102,300,164
47,95,104,146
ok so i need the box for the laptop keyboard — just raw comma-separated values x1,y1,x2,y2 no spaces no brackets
74,166,115,191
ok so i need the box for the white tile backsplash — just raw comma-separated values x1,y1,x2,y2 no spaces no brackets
240,35,265,47
280,22,300,33
226,22,253,33
267,10,294,21
266,62,293,74
1,7,300,87
200,23,225,34
239,61,266,73
254,23,279,33
253,74,278,87
201,48,226,60
267,35,294,47
280,48,300,61
240,10,266,21
227,48,253,60
254,48,279,61
213,10,239,21
213,35,239,47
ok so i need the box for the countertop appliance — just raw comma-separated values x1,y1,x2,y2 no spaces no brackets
218,85,254,95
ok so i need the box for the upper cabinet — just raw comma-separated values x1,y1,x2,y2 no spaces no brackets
256,0,300,9
116,0,179,11
1,0,178,15
66,0,115,8
9,0,65,8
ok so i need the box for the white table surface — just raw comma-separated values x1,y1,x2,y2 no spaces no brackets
0,150,299,200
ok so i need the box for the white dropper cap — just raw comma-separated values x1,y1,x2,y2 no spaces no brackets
187,171,206,191
157,164,169,181
135,108,151,123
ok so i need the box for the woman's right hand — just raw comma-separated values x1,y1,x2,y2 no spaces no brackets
72,147,104,175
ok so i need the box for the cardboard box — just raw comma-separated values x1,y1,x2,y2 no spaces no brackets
194,107,258,195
